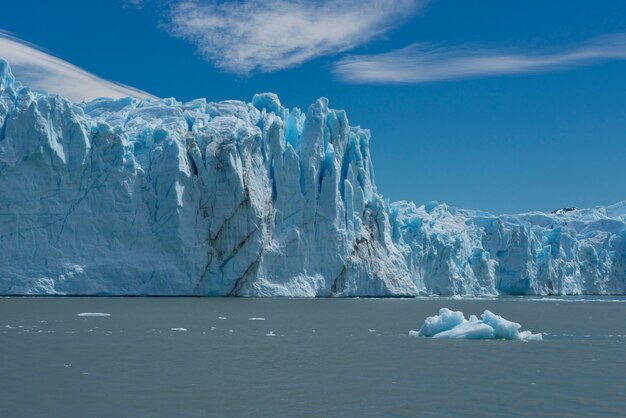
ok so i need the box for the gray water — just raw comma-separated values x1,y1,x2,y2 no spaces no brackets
1,297,626,417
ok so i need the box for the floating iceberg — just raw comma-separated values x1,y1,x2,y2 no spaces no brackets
0,58,625,296
410,308,542,340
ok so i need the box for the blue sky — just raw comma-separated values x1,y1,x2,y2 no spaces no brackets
1,0,625,214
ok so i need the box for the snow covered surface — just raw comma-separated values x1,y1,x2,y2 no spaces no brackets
410,308,542,340
0,58,625,296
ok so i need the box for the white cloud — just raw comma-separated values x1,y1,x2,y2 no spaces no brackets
333,33,626,83
0,31,156,102
164,0,423,75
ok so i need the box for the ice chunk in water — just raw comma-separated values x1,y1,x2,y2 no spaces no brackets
414,308,465,337
411,308,542,341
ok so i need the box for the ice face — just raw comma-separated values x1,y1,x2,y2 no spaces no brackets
392,201,626,296
411,308,542,341
0,59,14,93
0,58,625,296
0,59,413,296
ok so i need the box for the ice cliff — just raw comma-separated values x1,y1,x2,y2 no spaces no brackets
0,59,625,296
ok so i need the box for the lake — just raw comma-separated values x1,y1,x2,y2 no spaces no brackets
1,296,626,417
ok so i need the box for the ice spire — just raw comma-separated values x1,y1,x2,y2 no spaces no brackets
0,58,15,93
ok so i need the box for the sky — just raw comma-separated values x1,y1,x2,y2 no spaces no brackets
0,0,625,214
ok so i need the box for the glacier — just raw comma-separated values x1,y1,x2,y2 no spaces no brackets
0,58,625,296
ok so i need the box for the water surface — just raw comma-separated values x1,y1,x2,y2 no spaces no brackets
1,297,625,417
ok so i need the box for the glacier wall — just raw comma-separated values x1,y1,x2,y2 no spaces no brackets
0,59,624,296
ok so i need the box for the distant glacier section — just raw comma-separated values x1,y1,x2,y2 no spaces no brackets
0,59,624,296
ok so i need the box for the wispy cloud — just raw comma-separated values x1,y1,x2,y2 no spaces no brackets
333,33,626,84
122,0,147,9
0,31,156,102
163,0,423,75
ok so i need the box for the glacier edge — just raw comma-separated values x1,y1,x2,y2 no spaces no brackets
0,58,624,296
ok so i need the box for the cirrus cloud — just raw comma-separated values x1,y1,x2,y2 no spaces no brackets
163,0,424,75
333,33,626,84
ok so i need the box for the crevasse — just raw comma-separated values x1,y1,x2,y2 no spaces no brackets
0,59,624,296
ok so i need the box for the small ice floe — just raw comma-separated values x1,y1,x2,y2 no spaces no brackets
171,328,187,332
210,326,217,331
5,325,14,329
77,313,111,317
266,331,276,337
368,329,377,333
218,317,227,320
409,308,542,341
248,317,266,321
